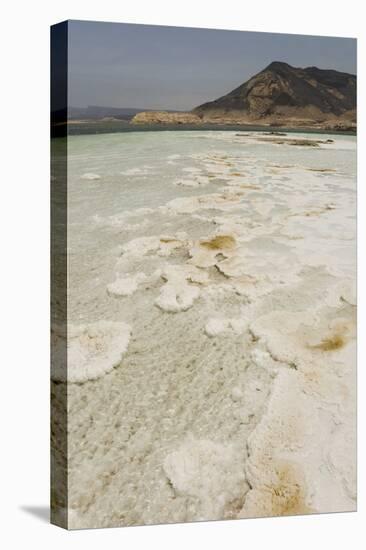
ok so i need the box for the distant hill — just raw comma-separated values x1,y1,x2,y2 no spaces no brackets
193,61,356,128
68,106,184,121
68,106,145,121
131,111,201,125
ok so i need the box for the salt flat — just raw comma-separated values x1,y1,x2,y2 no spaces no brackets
52,130,356,528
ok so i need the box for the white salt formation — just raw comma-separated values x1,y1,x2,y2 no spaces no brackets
163,438,248,520
205,317,247,337
80,173,101,180
155,265,206,312
58,130,356,528
107,273,147,297
189,233,237,268
52,321,131,383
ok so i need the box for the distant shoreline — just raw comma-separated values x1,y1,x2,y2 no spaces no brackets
51,119,356,138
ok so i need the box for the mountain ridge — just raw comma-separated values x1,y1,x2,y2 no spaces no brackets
193,61,356,127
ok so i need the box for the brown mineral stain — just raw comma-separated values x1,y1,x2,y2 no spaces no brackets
258,137,320,147
240,184,260,190
224,495,247,519
304,210,323,217
307,168,335,173
310,333,345,351
200,235,236,250
160,237,179,244
268,462,313,516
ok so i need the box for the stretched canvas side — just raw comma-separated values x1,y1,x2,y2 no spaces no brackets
50,20,68,529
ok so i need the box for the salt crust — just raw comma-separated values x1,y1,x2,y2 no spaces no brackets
155,265,207,313
189,233,237,268
119,232,188,258
174,175,212,188
93,207,154,229
163,438,247,520
119,166,152,176
240,301,356,517
52,321,131,383
64,133,356,526
107,273,147,297
205,317,247,337
80,173,101,180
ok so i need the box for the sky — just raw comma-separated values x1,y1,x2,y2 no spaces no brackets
67,20,357,111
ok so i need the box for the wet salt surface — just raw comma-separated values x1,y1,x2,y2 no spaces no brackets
55,131,356,527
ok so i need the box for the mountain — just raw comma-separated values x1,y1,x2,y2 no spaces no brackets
193,62,356,128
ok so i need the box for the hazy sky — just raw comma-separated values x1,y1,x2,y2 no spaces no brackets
67,20,356,111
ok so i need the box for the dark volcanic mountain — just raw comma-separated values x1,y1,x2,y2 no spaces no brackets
194,62,356,127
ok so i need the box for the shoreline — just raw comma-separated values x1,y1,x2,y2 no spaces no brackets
52,121,357,138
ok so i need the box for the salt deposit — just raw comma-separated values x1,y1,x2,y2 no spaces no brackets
107,273,147,297
52,321,131,383
155,265,205,312
55,130,356,528
163,438,248,520
205,317,247,337
80,173,101,180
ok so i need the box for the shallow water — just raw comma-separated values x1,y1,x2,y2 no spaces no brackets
58,131,356,527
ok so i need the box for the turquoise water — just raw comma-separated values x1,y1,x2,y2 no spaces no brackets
66,120,356,136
